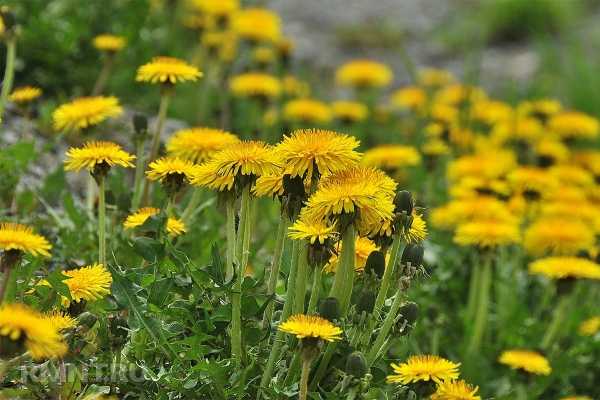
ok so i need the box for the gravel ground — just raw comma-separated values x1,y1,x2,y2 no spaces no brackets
271,0,539,88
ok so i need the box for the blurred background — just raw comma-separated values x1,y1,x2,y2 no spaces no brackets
5,0,600,119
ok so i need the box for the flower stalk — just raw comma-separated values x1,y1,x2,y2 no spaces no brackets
329,224,356,314
367,285,405,366
97,175,107,266
0,37,16,120
541,291,571,350
467,255,493,354
262,215,289,328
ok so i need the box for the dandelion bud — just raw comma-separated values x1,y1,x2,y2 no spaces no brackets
401,244,424,266
0,7,17,36
77,311,98,330
364,250,385,279
399,301,419,326
346,351,368,378
108,314,129,349
319,296,341,321
355,290,376,314
282,174,305,198
133,113,148,138
394,190,414,215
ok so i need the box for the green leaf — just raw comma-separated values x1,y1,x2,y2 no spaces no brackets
132,237,165,262
62,191,86,228
109,265,177,360
46,270,72,301
209,243,225,285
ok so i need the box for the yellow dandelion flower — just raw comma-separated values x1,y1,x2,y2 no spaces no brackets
391,86,427,111
335,59,393,88
166,127,239,163
192,141,279,191
253,173,285,197
403,213,428,243
431,380,481,400
534,139,570,165
0,303,68,360
529,257,600,281
571,150,600,175
64,141,135,172
579,316,600,336
417,68,455,87
454,218,520,248
324,236,377,274
549,165,594,189
491,117,543,144
146,156,198,183
448,150,516,182
252,46,276,65
93,34,126,52
524,218,595,256
232,8,281,43
123,207,187,237
283,98,332,124
471,100,513,126
9,86,42,104
363,145,421,170
430,103,459,125
288,217,337,245
0,222,51,257
300,166,396,235
229,72,281,98
44,311,76,332
192,0,239,15
387,355,460,385
559,396,593,400
422,139,450,157
434,84,486,107
539,201,600,233
449,176,510,200
136,56,202,85
507,167,559,198
278,314,342,342
331,101,368,122
498,349,551,376
53,96,123,132
64,263,112,303
276,129,361,183
549,111,599,140
430,197,515,230
282,75,310,98
518,98,562,118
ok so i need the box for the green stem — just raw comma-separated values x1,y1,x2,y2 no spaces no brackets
467,256,493,354
373,236,403,319
367,286,405,366
86,175,96,213
231,187,251,366
92,54,115,96
131,140,146,211
329,225,356,314
259,239,301,393
0,38,17,120
141,92,171,206
309,342,337,390
299,356,311,400
98,176,106,266
225,197,237,281
293,243,309,314
262,216,289,328
465,261,482,323
541,293,571,350
181,187,203,225
0,267,12,304
307,267,323,314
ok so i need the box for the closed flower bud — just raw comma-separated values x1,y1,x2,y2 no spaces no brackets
283,174,305,198
133,113,148,135
318,297,341,321
355,290,376,314
346,351,368,378
364,250,385,279
399,301,419,326
109,314,129,349
401,244,424,266
394,190,414,215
